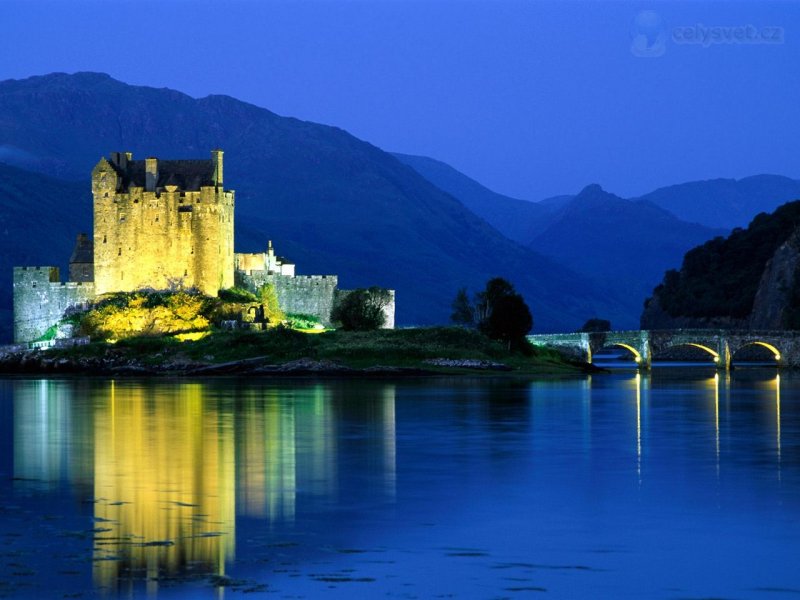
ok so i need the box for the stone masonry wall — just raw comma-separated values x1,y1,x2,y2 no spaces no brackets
92,159,234,297
236,271,338,326
13,267,95,343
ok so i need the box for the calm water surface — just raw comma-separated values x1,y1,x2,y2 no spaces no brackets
0,371,798,599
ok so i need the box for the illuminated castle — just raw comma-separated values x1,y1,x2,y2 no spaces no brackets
91,150,234,296
12,150,394,343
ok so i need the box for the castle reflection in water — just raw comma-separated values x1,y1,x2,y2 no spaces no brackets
11,379,397,594
8,372,785,597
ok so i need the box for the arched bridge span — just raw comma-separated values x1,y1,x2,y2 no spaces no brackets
527,330,800,369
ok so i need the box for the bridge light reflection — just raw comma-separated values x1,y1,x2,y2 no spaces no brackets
636,373,641,482
713,373,720,477
776,373,782,475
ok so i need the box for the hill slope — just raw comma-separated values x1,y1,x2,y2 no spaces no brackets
0,72,630,334
392,152,557,243
528,185,726,301
0,162,91,341
642,200,800,329
636,175,800,229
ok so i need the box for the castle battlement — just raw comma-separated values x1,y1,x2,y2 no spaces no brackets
92,150,234,296
13,266,60,283
12,149,395,344
13,266,95,343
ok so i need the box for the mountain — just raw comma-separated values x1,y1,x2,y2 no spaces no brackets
0,163,92,342
0,72,630,336
636,175,800,229
527,185,726,301
392,153,558,243
642,200,800,329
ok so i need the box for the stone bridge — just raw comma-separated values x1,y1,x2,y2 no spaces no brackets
528,330,800,369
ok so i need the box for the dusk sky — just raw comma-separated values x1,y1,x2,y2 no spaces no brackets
2,0,798,200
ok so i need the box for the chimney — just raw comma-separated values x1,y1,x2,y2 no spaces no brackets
109,152,131,170
211,149,223,187
145,157,158,192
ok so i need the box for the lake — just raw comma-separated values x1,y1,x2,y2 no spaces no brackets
0,370,798,598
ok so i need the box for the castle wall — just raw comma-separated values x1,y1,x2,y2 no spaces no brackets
235,272,338,326
13,267,95,343
92,160,234,297
235,253,267,275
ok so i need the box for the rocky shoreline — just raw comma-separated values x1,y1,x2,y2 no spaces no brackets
0,350,520,377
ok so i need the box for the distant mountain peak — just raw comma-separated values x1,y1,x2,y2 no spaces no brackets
577,183,606,196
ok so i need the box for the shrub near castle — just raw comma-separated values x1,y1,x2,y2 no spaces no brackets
12,150,395,345
79,291,212,340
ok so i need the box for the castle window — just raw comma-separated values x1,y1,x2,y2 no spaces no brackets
103,235,107,244
184,269,188,277
178,205,193,213
118,248,122,256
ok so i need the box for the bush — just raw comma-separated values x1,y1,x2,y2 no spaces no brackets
331,287,392,331
80,290,211,340
258,283,286,324
218,287,258,303
287,313,323,329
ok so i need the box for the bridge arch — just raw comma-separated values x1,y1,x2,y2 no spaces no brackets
656,342,720,364
600,342,642,363
731,341,782,363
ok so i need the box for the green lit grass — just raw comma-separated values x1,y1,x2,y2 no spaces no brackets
43,327,582,374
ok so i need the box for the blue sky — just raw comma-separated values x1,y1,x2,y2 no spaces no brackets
1,0,798,200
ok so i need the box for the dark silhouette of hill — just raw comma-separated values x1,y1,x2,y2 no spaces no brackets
0,163,91,342
642,200,800,329
636,175,800,229
393,154,797,323
0,72,630,335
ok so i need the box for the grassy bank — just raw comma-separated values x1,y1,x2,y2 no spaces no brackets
39,327,583,375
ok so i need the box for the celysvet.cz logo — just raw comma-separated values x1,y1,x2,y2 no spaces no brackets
631,10,785,57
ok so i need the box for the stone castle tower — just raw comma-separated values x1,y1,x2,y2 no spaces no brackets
91,150,234,296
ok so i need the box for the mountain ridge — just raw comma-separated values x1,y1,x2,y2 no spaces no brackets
0,71,630,337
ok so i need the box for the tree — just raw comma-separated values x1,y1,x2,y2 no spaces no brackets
579,318,611,333
451,277,534,350
474,277,516,325
484,293,533,350
450,287,475,326
258,283,286,324
332,287,392,331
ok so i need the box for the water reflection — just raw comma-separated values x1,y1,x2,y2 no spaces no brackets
10,379,397,596
5,373,795,599
91,382,236,593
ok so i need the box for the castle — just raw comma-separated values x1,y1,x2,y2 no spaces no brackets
13,150,394,344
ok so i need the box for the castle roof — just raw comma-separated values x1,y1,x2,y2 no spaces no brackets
112,159,216,191
69,233,93,264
